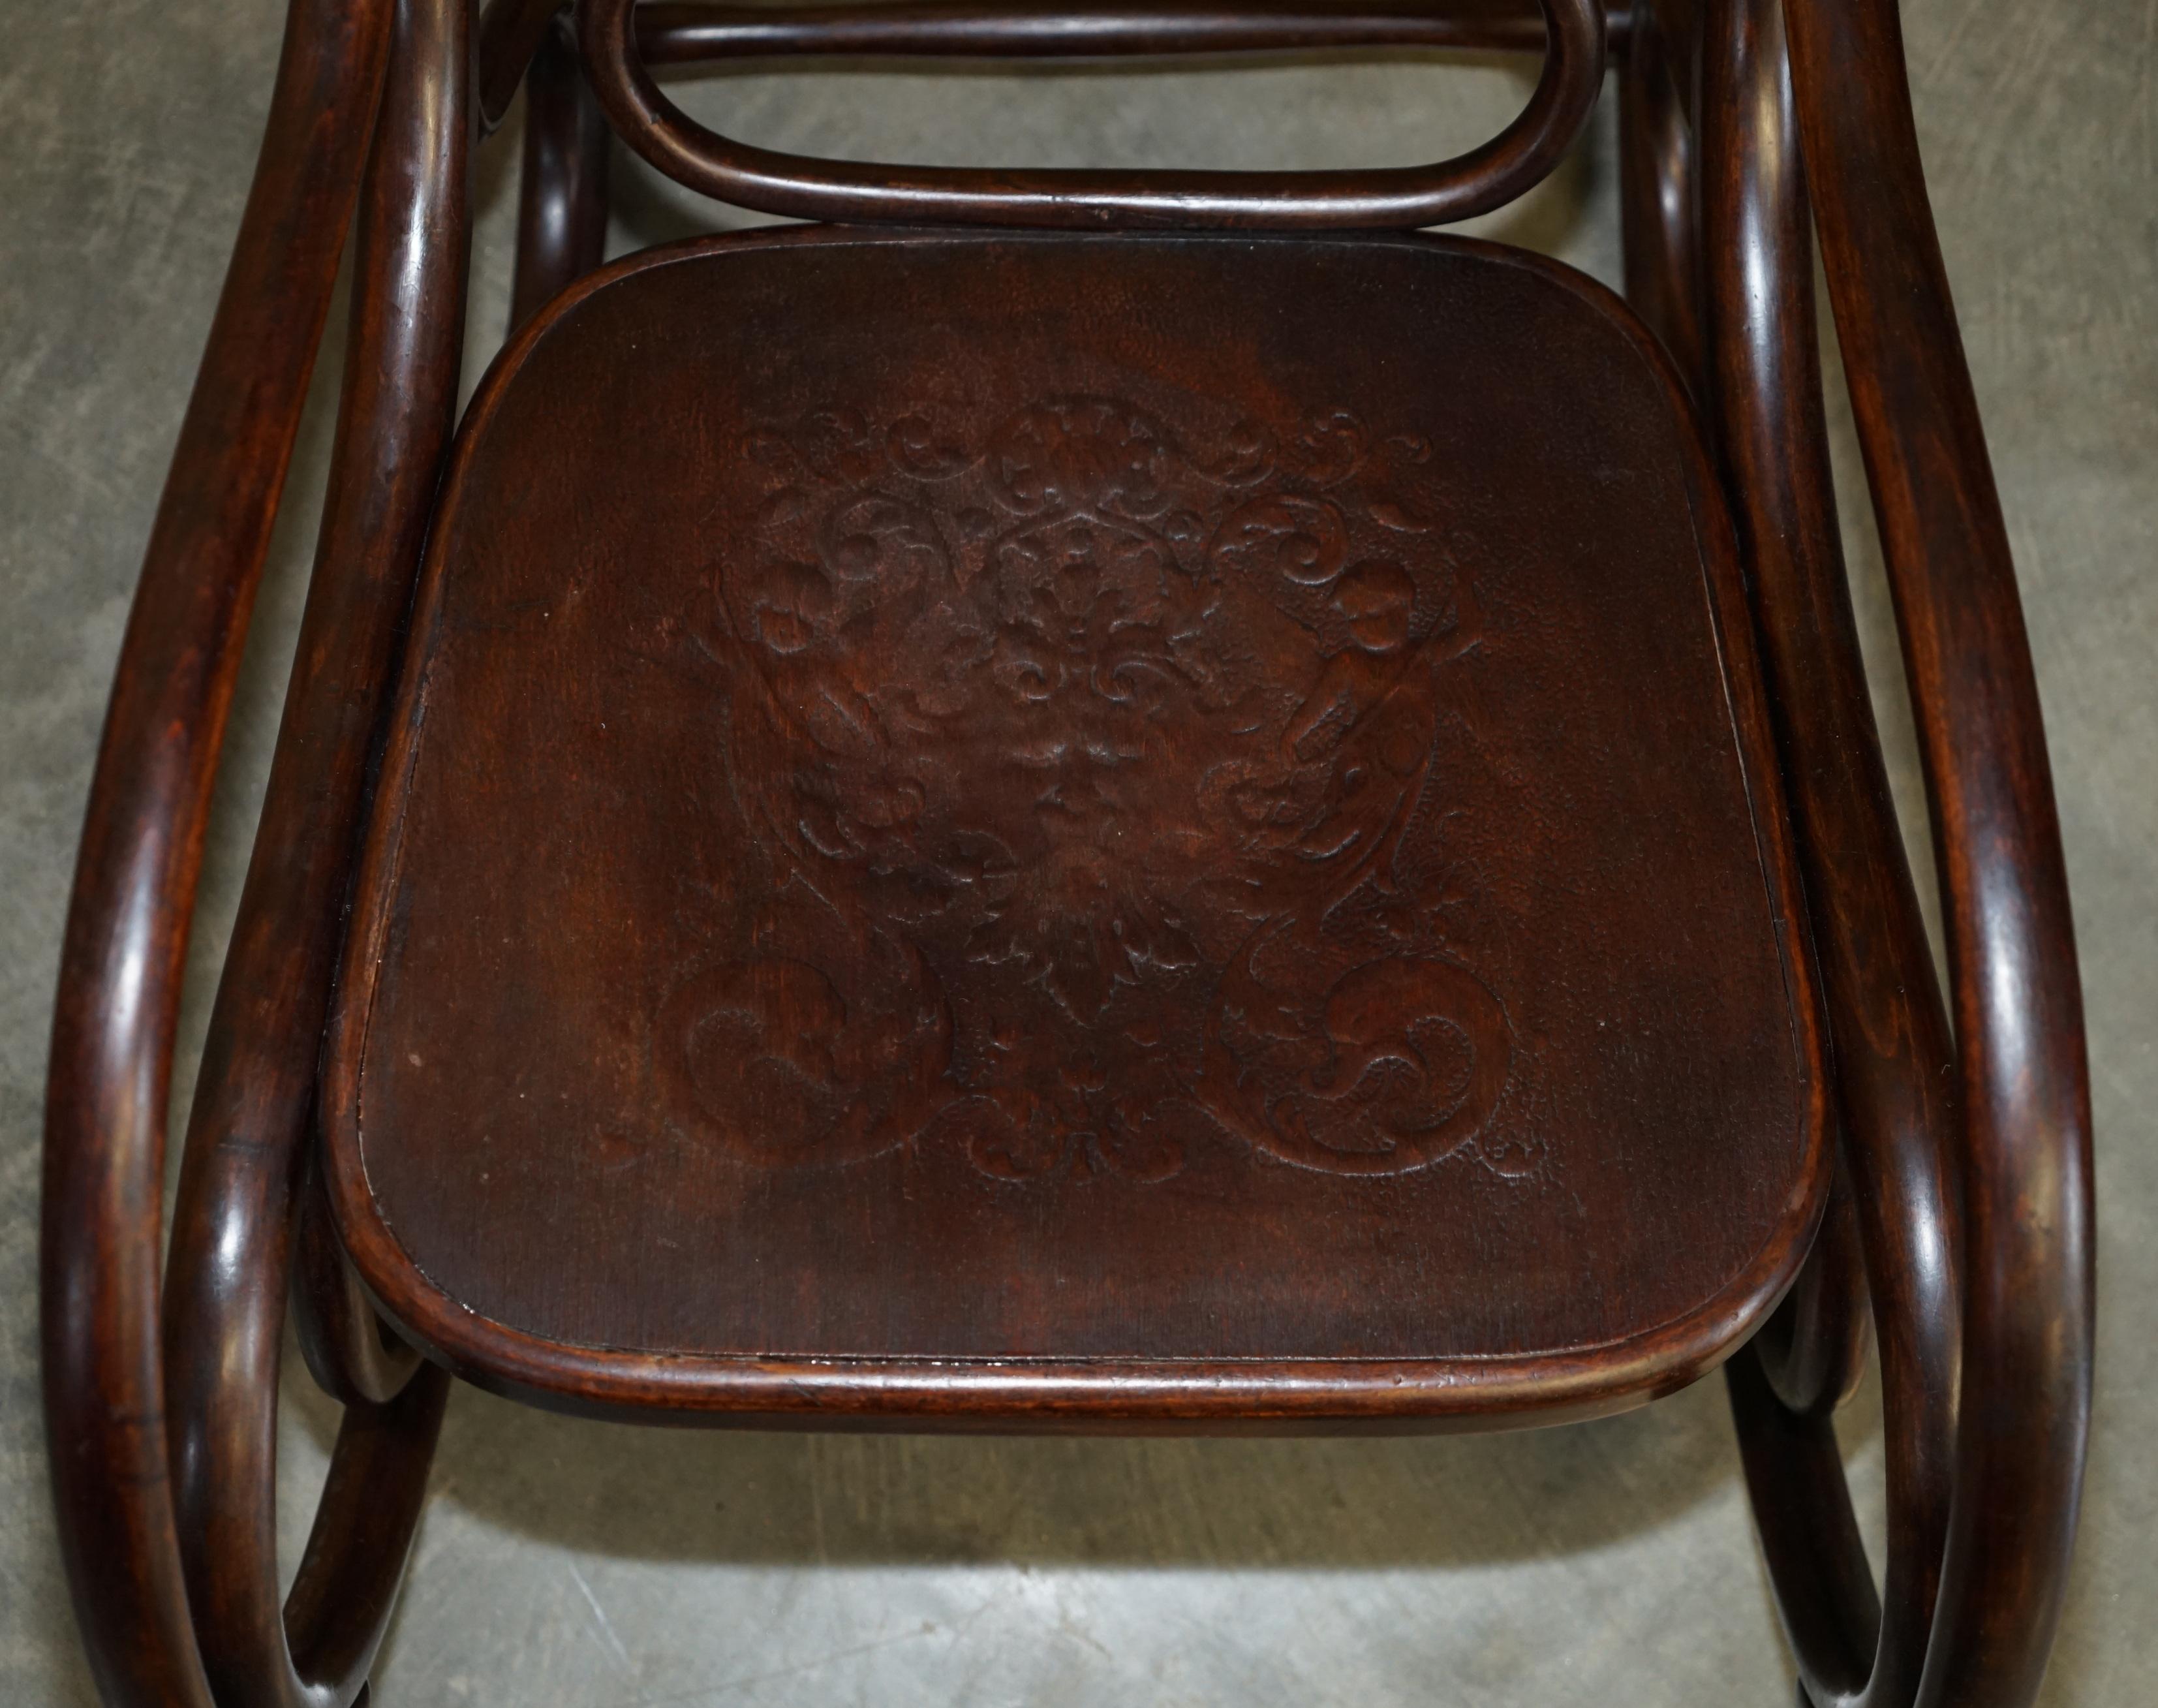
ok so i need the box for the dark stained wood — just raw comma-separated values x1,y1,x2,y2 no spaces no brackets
1776,1,2094,1703
322,226,1827,1427
44,0,2092,1699
1695,7,1960,1702
509,11,611,334
633,0,1634,63
1694,0,1922,1439
476,0,563,134
1618,0,1703,394
1621,0,1877,1512
153,0,472,1700
1728,1344,1885,1689
293,1147,424,1408
37,1,395,1704
1691,0,1967,1701
274,1365,450,1701
1748,1155,1870,1420
576,0,1609,228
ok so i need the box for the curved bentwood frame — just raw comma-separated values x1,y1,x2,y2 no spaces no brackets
41,2,2090,1705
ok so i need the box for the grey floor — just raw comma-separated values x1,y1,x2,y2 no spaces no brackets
4,2,2153,1703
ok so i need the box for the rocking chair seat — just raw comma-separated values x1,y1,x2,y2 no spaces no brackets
323,227,1825,1427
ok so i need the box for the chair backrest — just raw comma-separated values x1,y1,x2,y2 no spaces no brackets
561,0,1608,226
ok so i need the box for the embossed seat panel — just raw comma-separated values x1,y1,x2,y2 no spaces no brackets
324,228,1825,1427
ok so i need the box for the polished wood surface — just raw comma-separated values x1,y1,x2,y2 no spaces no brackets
1695,5,1956,1702
475,0,1637,125
324,226,1825,1424
1780,1,2093,1703
576,0,1609,228
508,10,611,332
632,0,1632,63
39,1,395,1703
41,0,2091,1702
155,0,472,1696
1618,0,1701,393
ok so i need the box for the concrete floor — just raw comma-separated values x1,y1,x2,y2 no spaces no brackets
3,2,2152,1703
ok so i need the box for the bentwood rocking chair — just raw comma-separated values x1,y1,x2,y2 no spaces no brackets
42,1,2093,1703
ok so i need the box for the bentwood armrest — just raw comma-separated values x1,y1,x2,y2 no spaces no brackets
156,0,470,1700
39,4,393,1702
1776,3,2095,1704
39,5,429,1707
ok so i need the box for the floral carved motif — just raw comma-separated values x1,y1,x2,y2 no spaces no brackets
662,397,1513,1182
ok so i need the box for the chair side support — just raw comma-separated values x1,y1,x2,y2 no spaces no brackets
156,0,472,1698
39,0,393,1701
1786,1,2095,1703
1708,1,2095,1703
1697,3,1959,1703
38,1,469,1704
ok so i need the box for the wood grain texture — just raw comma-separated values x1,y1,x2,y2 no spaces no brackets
1694,5,1958,1705
323,225,1827,1427
37,1,394,1703
155,0,473,1690
1775,0,2096,1703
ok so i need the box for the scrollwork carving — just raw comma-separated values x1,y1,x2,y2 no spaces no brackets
666,396,1512,1181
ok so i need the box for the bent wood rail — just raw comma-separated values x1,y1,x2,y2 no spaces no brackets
573,0,1607,226
42,0,461,1703
1656,4,2090,1707
1776,1,2093,1703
